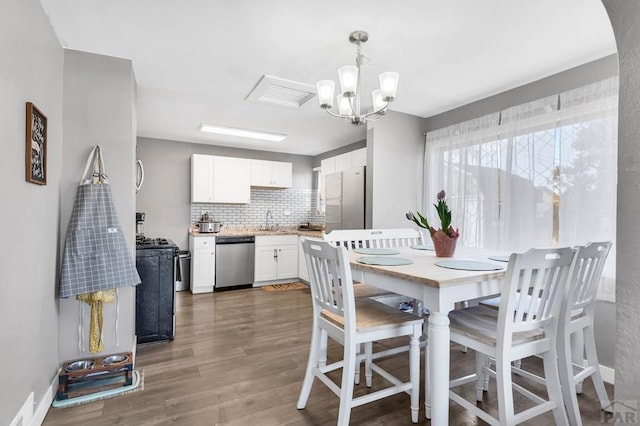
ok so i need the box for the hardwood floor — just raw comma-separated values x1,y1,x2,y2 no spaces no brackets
44,287,613,425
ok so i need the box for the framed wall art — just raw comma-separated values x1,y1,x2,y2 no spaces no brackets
25,102,47,185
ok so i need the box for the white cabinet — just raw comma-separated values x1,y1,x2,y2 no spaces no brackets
321,157,336,175
352,147,367,168
191,154,214,203
334,152,352,172
250,159,292,188
191,154,251,203
298,235,309,283
189,235,215,293
254,235,298,283
319,148,367,210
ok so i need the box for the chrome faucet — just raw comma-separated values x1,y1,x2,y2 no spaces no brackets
265,210,273,230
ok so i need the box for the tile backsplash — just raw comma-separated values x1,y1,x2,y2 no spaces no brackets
191,188,324,228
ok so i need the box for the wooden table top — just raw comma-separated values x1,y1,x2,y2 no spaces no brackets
348,246,508,288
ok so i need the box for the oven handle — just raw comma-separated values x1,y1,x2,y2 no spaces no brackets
174,251,181,282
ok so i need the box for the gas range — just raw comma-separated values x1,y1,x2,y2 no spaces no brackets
136,236,178,250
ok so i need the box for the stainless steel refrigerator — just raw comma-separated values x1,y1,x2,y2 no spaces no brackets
324,166,366,232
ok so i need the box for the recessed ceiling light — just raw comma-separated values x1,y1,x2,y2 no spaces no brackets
200,124,287,142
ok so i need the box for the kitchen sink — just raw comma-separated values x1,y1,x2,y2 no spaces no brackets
258,226,291,235
257,228,290,235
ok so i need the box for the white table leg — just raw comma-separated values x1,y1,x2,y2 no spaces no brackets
428,311,450,426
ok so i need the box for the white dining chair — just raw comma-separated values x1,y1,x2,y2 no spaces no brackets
323,228,423,300
324,228,425,250
448,247,576,425
558,241,612,426
481,242,613,425
296,239,424,425
322,228,425,382
555,242,613,425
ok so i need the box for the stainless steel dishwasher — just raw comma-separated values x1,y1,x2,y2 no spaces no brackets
215,236,255,290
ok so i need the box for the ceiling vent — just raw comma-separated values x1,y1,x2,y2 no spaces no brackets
246,75,316,109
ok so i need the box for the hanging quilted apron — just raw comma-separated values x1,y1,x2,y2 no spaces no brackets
60,146,141,352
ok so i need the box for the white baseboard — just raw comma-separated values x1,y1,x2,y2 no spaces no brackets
10,392,33,426
600,364,615,385
32,371,59,426
10,371,59,426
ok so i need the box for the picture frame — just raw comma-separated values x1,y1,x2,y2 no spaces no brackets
25,102,47,185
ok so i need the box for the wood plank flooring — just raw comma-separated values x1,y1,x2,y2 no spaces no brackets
44,287,614,425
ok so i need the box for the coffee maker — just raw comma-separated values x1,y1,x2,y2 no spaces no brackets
136,212,145,237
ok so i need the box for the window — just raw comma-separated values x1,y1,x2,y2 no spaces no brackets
425,77,618,301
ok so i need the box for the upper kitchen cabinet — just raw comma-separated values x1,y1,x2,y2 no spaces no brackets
250,159,292,188
191,154,251,203
319,148,366,201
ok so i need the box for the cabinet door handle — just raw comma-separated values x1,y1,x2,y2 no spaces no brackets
273,249,278,260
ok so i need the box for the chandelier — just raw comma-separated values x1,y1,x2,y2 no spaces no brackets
316,30,399,125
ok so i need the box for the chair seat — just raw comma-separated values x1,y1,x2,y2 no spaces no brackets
449,305,544,346
323,298,424,333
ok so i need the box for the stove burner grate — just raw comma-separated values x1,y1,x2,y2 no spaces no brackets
136,237,170,246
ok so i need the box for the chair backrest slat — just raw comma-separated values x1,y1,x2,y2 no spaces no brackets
302,238,356,328
323,228,423,250
499,247,576,339
567,241,612,314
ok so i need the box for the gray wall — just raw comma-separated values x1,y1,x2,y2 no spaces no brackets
604,0,640,408
424,54,618,131
0,0,63,423
58,50,137,362
422,54,619,370
136,137,316,249
368,111,425,228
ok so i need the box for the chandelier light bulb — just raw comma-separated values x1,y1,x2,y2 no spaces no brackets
316,80,336,108
371,89,386,113
338,65,358,96
379,72,399,101
337,94,352,115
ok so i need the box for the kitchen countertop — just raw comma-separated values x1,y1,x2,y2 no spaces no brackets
189,226,324,239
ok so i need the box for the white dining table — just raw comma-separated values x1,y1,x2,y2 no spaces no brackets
348,246,508,426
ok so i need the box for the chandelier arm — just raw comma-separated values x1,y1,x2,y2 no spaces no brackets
360,101,390,119
324,108,355,120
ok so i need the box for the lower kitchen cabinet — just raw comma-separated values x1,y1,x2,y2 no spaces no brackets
298,235,309,283
254,235,298,283
189,235,215,293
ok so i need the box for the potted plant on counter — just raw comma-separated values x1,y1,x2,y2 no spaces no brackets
406,189,460,257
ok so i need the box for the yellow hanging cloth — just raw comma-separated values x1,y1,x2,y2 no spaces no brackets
76,290,116,353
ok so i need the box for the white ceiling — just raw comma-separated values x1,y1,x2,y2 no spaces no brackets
40,0,616,156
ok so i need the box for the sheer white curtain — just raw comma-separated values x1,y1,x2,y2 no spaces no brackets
425,77,618,301
557,78,618,301
425,113,500,248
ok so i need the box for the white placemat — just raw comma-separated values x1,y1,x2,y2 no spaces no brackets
356,256,414,266
410,244,435,251
488,255,510,262
352,247,401,255
435,260,504,271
